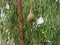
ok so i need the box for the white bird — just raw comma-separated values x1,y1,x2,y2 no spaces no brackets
37,16,44,25
5,2,10,9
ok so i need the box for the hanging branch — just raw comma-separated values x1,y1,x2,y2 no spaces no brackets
18,0,25,45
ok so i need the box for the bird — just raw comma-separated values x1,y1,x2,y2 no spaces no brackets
27,8,35,23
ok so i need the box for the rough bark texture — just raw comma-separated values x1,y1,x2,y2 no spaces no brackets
18,0,25,45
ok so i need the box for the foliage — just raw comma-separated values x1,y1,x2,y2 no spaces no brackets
0,0,60,45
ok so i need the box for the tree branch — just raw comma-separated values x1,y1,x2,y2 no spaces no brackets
18,0,25,45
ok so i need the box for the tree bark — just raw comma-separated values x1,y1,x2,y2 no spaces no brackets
18,0,25,45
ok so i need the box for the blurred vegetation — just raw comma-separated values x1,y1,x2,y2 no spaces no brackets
0,0,60,45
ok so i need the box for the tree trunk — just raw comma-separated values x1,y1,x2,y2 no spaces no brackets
18,0,25,45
